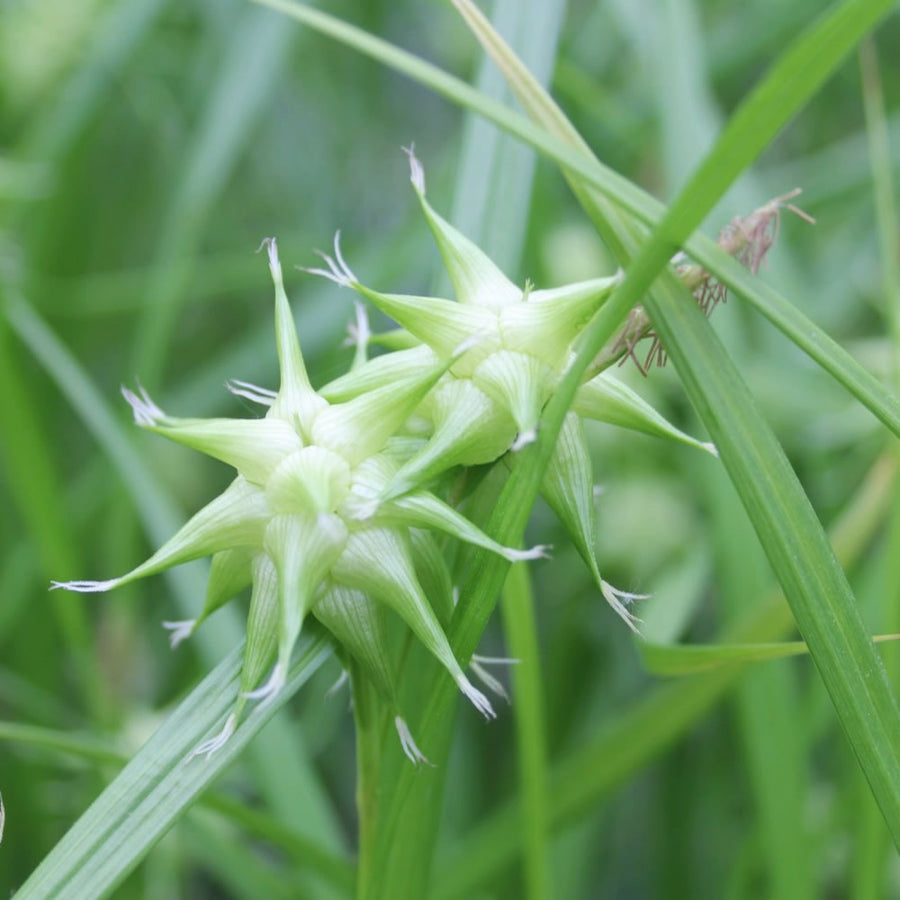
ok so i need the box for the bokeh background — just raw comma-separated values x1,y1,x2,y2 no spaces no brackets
1,0,899,896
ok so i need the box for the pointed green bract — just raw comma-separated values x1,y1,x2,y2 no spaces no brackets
311,361,451,466
540,414,642,632
263,237,327,435
575,372,717,456
163,546,256,649
408,529,455,626
52,477,270,595
133,410,302,485
238,553,281,700
381,379,515,500
379,491,548,564
352,284,495,365
314,584,396,704
197,549,255,626
405,147,521,311
265,446,352,515
500,274,620,367
540,413,599,581
320,344,439,402
259,512,349,700
332,525,495,718
472,349,554,444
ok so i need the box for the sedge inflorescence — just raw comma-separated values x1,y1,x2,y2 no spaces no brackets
54,149,716,762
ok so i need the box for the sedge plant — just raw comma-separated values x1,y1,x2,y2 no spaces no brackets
53,146,718,756
4,1,900,898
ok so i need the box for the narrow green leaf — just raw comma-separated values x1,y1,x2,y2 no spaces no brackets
20,0,166,160
500,563,551,900
0,722,124,767
637,633,900,676
434,452,897,894
0,297,106,720
574,373,716,455
252,0,900,439
14,632,333,900
456,0,900,850
5,291,345,849
201,794,355,895
707,458,814,900
0,720,355,894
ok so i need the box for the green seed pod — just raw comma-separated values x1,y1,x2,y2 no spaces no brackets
379,378,516,502
408,529,455,627
574,371,717,456
320,344,439,403
332,525,495,719
52,476,270,595
56,235,546,760
163,548,255,648
121,386,302,485
303,147,620,468
314,584,396,707
541,413,645,632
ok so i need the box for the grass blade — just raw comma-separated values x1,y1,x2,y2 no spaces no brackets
14,631,332,900
456,0,900,849
133,6,294,389
0,721,355,894
500,563,551,900
4,291,345,852
434,451,897,894
707,464,814,900
637,633,900,675
0,300,106,719
252,0,900,439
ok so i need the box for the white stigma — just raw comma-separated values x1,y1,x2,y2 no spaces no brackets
600,579,649,635
395,716,431,766
511,428,538,452
258,236,282,283
242,662,287,708
50,579,119,593
471,654,520,666
504,544,552,563
403,144,425,194
189,713,237,760
299,231,357,288
456,674,497,720
325,669,350,700
469,660,510,705
226,379,276,407
162,619,196,649
121,383,165,427
343,300,372,350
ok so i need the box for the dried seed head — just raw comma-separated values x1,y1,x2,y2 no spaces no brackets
608,190,814,374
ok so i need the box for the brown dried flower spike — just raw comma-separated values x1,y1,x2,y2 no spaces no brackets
622,189,815,372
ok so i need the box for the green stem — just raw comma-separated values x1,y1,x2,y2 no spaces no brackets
500,564,551,900
435,451,898,895
352,663,383,896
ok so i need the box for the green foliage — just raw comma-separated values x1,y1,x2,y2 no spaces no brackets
1,1,899,898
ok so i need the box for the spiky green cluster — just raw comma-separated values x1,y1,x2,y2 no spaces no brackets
54,150,715,762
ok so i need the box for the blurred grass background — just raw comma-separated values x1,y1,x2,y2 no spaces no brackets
1,0,899,896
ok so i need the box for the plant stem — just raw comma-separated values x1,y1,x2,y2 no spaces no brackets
501,563,551,900
352,664,383,896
